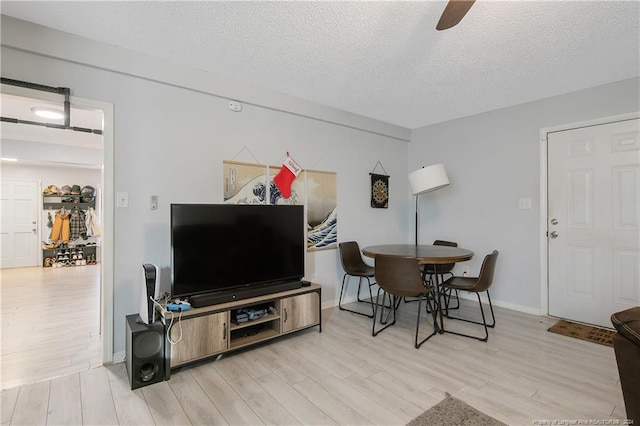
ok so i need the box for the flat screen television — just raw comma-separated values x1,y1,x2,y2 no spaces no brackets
170,203,305,306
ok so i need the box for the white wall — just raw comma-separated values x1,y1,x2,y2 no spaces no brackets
1,163,100,190
1,16,411,356
410,77,640,312
1,138,102,166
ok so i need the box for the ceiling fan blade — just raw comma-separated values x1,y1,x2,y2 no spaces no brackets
436,0,476,31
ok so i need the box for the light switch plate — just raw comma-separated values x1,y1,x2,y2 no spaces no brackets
117,192,128,208
518,198,532,210
151,195,158,210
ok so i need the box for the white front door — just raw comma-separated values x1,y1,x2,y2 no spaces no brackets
547,118,640,328
0,179,40,268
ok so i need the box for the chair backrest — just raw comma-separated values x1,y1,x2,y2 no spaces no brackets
338,241,372,276
425,240,458,273
472,250,499,292
374,254,431,297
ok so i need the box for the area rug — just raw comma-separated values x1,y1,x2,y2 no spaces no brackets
547,319,615,347
407,393,506,426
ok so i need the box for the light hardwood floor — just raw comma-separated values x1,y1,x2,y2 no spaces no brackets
0,265,102,391
1,282,628,425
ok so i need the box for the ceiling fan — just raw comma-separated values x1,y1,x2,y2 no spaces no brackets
436,0,476,30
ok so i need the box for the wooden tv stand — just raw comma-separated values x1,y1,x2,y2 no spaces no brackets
157,284,321,377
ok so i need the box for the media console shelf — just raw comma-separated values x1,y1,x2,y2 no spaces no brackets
157,284,321,377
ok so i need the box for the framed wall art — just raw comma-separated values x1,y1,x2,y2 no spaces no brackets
306,169,337,251
223,161,268,204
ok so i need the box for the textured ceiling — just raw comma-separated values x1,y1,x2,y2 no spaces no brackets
1,1,639,129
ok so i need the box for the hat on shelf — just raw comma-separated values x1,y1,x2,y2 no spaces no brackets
60,185,72,195
71,185,81,195
43,185,59,195
81,185,96,203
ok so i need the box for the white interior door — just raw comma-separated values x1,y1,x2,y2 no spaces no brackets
0,179,40,268
548,118,640,328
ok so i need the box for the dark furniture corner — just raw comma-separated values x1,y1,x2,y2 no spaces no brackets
611,306,640,424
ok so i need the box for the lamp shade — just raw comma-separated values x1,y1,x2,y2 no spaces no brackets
409,164,450,196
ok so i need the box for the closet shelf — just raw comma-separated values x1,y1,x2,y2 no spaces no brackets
43,202,94,209
43,194,95,210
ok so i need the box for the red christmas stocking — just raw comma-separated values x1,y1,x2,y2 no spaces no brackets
274,153,302,198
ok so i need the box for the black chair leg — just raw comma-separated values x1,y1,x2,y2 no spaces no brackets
442,291,496,342
443,287,453,316
415,294,437,348
441,273,459,310
448,289,460,309
372,289,396,337
339,275,374,318
357,280,370,302
485,291,496,328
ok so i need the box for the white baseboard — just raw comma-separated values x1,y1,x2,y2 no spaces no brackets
454,292,542,316
112,351,125,364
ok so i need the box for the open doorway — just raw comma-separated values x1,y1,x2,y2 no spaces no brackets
0,86,113,390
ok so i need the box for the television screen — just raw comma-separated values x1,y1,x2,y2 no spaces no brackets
170,204,305,300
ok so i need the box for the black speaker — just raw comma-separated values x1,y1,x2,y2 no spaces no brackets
125,314,165,390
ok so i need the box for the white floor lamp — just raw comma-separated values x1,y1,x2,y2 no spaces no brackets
409,164,450,245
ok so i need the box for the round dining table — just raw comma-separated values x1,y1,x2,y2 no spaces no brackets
361,244,474,333
362,244,473,265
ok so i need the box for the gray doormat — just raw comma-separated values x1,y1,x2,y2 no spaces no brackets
407,393,506,426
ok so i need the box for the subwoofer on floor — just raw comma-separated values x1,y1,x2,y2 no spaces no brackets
125,314,165,390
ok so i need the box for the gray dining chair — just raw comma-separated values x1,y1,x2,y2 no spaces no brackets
441,250,499,342
372,254,437,348
407,239,459,308
338,241,376,318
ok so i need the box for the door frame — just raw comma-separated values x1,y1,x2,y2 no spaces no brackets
0,84,115,364
538,111,640,317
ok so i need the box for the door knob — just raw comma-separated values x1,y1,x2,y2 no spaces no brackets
549,231,559,238
550,218,559,225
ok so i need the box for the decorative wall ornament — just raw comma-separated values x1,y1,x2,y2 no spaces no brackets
370,174,389,208
370,161,389,209
273,152,302,199
268,164,303,206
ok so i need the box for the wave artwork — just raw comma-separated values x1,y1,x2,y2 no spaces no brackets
224,172,336,250
307,206,337,250
224,174,300,205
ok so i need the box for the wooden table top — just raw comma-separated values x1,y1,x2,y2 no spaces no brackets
362,244,474,264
